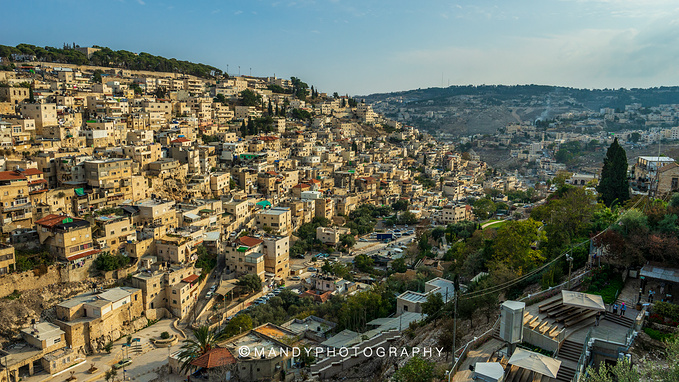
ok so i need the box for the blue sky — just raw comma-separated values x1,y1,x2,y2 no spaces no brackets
3,0,679,95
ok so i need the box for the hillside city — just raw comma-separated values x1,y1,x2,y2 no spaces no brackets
0,46,676,382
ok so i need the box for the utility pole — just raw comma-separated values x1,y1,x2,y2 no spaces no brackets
566,254,573,290
452,273,460,368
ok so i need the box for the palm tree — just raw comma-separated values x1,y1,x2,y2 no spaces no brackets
177,325,225,373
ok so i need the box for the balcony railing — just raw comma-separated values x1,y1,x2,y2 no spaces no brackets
3,202,31,212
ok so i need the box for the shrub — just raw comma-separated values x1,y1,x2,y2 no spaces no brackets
644,327,674,342
160,331,170,339
654,301,679,322
585,267,623,304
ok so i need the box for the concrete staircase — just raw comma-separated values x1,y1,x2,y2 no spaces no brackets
551,362,576,382
557,339,582,363
602,313,634,328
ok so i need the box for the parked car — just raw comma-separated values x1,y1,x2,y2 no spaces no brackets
291,276,301,280
308,267,317,272
113,359,132,370
205,291,214,299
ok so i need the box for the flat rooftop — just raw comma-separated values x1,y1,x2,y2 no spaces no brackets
398,291,428,304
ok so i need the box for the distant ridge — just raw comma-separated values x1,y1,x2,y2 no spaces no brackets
0,43,223,78
361,84,679,135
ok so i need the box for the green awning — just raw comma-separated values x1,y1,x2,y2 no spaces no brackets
256,200,271,208
237,246,249,252
75,188,85,196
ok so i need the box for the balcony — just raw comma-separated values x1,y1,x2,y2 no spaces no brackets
3,201,31,212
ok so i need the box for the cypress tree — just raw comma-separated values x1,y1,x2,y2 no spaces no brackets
597,138,629,206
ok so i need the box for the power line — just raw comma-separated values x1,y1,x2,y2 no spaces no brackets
452,195,646,301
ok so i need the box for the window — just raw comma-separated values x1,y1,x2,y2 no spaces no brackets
672,178,678,191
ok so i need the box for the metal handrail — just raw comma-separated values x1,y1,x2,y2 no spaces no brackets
447,317,501,382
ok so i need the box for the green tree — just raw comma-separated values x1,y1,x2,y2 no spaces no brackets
354,254,374,273
492,219,545,275
155,86,167,99
340,234,356,248
237,274,262,294
177,326,225,373
221,314,253,338
585,357,638,382
421,292,444,316
392,199,409,211
214,93,228,105
391,257,407,273
392,355,438,382
651,337,679,381
597,138,629,207
92,69,103,83
630,132,641,143
473,198,496,220
104,368,117,382
94,252,130,272
240,89,261,106
437,318,462,361
398,211,419,225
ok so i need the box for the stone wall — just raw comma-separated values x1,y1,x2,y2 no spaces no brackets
0,265,61,298
60,258,97,283
145,308,170,321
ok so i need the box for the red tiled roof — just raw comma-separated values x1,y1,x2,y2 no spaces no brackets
300,290,333,303
0,171,26,181
22,168,43,176
308,179,321,184
182,274,199,283
292,183,310,189
35,214,70,228
171,137,190,143
67,249,100,262
190,347,236,369
28,179,47,185
237,236,264,247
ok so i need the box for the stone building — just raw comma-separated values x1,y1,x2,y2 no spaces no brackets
54,287,144,353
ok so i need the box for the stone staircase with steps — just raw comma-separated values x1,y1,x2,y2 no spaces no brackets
549,339,583,382
557,339,582,363
602,313,634,328
550,362,577,382
127,340,153,356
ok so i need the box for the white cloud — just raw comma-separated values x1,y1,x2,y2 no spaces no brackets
391,25,679,89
